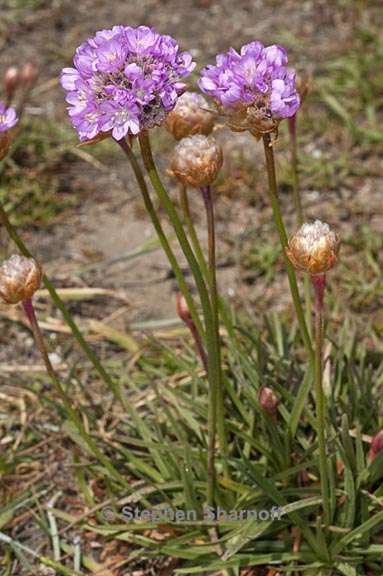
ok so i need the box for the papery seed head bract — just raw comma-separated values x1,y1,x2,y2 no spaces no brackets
165,91,214,140
0,100,18,133
199,42,300,137
60,26,195,142
286,220,339,275
171,134,223,188
0,255,42,304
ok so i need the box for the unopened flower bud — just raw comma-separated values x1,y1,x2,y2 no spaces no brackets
171,134,223,188
0,131,11,161
0,255,42,304
176,293,192,324
368,430,383,462
4,67,20,100
286,220,339,275
165,92,214,140
259,386,279,415
20,62,38,90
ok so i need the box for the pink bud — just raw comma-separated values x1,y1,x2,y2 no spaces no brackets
4,67,20,99
176,293,192,324
20,63,38,89
368,430,383,462
259,386,279,416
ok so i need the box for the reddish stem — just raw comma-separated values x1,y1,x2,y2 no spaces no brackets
311,273,326,311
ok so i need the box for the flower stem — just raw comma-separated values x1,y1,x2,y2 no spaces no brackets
22,298,128,487
179,183,210,281
201,184,228,483
138,131,228,502
185,314,208,372
288,115,312,337
115,137,204,339
311,274,331,526
0,204,124,406
262,133,313,362
288,115,304,225
179,183,236,341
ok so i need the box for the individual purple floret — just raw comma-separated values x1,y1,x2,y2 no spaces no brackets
60,25,195,142
199,42,300,135
0,101,18,132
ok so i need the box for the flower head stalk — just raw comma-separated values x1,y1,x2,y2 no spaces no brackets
199,41,300,137
176,293,208,372
288,220,339,527
170,134,223,188
165,91,214,140
61,26,195,142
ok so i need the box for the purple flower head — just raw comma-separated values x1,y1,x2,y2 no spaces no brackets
61,25,195,141
199,41,300,135
0,101,18,133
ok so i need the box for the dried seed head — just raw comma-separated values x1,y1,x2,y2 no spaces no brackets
171,134,223,188
165,92,214,140
259,386,279,415
368,430,383,462
218,101,279,139
175,293,192,324
4,66,20,100
0,254,42,304
286,220,339,275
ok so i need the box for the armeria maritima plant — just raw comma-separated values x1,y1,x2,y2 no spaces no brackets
0,254,128,486
62,25,229,505
171,133,226,499
199,40,313,366
287,220,340,526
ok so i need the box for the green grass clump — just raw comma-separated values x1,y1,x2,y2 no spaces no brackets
1,309,382,575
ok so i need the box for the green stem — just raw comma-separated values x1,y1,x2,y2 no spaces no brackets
115,137,204,339
22,298,128,487
138,131,226,503
179,183,210,281
262,134,314,363
0,204,125,405
179,183,236,340
288,115,304,225
201,185,228,481
288,115,312,337
312,274,331,527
